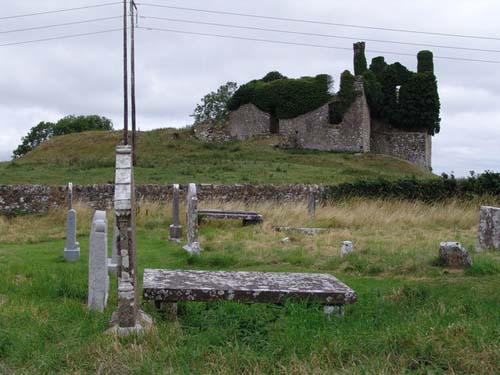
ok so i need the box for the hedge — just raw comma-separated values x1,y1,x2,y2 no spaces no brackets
323,172,500,202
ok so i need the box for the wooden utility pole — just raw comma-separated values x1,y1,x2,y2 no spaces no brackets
130,0,138,165
123,0,128,145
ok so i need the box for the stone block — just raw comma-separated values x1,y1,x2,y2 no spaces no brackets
477,206,500,251
439,242,472,268
341,241,353,258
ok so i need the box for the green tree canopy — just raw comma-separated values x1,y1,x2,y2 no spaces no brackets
12,115,113,159
192,82,239,125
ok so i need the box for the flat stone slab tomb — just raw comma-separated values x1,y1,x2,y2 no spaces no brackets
143,269,357,313
198,209,263,225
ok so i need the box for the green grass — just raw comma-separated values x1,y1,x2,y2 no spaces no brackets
1,200,499,374
0,128,432,185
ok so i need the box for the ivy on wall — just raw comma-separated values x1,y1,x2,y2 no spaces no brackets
329,70,359,124
227,73,333,119
362,51,441,135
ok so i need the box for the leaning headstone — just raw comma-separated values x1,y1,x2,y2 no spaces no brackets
169,184,182,241
109,145,152,334
88,210,109,312
341,241,353,258
477,206,500,251
108,216,118,274
439,242,473,268
183,183,201,254
64,208,80,261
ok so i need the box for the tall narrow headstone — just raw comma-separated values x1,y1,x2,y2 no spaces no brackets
169,184,182,241
308,189,317,219
477,206,500,251
88,210,109,312
108,216,118,274
64,208,80,261
183,183,201,254
109,145,152,334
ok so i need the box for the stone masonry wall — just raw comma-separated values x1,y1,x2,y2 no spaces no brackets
370,120,432,170
228,103,271,140
0,184,326,215
279,78,371,153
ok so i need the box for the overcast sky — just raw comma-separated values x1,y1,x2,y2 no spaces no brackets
1,0,499,176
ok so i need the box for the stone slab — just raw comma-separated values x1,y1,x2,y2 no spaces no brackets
275,227,326,235
143,269,357,305
198,209,263,224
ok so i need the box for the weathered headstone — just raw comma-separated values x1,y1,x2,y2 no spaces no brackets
341,241,353,258
308,189,316,219
183,183,201,254
109,145,152,334
477,206,500,251
64,208,80,261
169,184,182,241
439,242,472,268
88,210,109,312
108,216,118,274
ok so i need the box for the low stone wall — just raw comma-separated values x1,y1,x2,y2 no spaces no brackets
0,184,326,215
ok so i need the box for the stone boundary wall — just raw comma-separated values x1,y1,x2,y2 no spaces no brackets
0,184,326,215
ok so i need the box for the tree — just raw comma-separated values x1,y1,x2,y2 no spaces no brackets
192,82,238,125
12,121,55,159
12,115,113,159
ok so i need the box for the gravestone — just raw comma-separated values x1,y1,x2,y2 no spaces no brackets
64,208,80,261
109,145,152,334
108,217,118,274
169,184,182,241
183,183,201,254
477,206,500,251
341,241,353,258
88,210,109,312
308,189,316,219
439,242,472,268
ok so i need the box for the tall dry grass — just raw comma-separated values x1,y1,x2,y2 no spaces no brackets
0,198,483,245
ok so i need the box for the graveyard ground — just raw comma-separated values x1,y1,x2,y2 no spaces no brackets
0,198,499,374
0,128,431,185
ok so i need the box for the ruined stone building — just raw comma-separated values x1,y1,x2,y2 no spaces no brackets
196,42,439,170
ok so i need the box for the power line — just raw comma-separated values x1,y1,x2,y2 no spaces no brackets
138,3,500,42
141,15,500,54
138,26,500,64
0,16,121,35
0,28,122,47
0,2,122,20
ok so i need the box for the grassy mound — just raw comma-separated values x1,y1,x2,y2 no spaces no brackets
0,128,431,185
